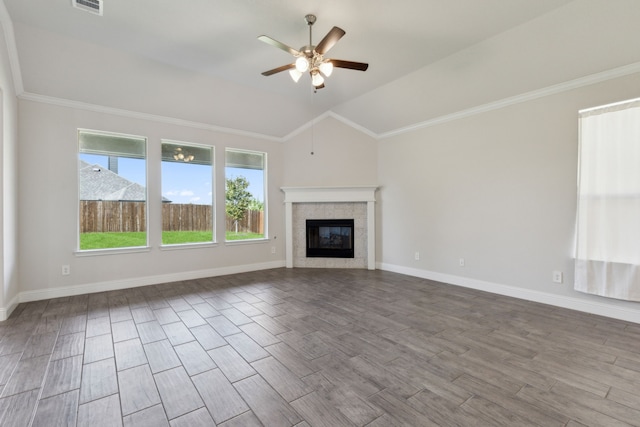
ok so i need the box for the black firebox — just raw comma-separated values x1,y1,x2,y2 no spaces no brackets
306,219,355,258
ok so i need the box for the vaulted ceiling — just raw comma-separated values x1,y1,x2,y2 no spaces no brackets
3,0,640,139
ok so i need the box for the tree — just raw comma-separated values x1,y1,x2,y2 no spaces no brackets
226,176,253,233
249,197,264,211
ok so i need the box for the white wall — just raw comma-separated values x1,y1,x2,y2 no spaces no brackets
12,22,315,138
0,7,18,320
282,116,378,187
378,72,640,322
16,100,286,301
336,0,640,135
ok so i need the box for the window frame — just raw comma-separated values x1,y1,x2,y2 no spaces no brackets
224,148,268,243
160,139,216,247
77,128,149,255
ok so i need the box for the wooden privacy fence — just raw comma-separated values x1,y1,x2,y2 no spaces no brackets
80,201,263,234
80,201,146,233
225,209,264,234
163,203,212,232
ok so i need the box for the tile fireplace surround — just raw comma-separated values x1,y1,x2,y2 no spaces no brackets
281,186,378,270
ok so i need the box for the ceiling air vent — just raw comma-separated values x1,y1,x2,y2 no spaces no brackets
72,0,103,16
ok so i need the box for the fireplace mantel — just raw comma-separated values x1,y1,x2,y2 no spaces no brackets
281,186,378,270
282,186,378,203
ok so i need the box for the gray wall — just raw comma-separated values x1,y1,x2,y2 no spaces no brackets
16,100,286,300
378,72,640,320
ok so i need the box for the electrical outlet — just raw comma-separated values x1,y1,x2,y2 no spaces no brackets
62,265,70,276
553,271,563,283
414,252,420,261
271,246,276,254
459,258,465,267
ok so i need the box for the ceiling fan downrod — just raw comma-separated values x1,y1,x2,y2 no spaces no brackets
306,14,316,45
304,14,316,58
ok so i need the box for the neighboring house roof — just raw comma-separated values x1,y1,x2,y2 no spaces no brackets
79,160,164,202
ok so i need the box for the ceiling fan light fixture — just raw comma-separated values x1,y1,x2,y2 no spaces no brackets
259,15,368,90
173,147,195,162
295,56,309,72
289,68,303,82
311,71,324,87
319,61,333,77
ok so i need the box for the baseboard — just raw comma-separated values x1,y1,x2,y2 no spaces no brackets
18,260,286,304
378,262,640,325
8,260,639,325
0,293,20,321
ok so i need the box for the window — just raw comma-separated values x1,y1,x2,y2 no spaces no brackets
575,98,640,300
225,149,266,241
78,130,147,250
161,141,214,245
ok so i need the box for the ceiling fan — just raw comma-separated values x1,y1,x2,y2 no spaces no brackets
258,14,369,90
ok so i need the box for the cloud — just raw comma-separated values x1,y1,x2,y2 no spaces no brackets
190,197,201,203
180,190,194,196
165,190,178,196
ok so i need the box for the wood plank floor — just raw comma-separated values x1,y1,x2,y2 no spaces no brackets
1,268,640,426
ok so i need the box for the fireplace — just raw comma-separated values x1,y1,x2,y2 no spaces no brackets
281,186,378,269
306,219,355,258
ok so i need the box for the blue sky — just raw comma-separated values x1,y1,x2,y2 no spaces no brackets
80,154,264,205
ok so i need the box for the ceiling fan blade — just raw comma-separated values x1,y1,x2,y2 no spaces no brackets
330,59,369,71
261,63,295,76
258,35,300,56
315,26,345,55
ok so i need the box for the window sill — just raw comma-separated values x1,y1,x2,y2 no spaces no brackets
75,246,152,257
224,238,270,246
160,242,218,251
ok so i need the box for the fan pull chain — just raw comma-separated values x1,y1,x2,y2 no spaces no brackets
310,85,315,155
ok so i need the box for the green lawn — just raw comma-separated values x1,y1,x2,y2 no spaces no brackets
80,230,264,249
225,231,264,241
80,232,147,250
162,231,213,245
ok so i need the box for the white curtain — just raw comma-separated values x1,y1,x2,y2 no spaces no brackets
575,98,640,300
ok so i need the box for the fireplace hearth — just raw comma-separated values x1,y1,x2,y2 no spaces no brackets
306,219,355,258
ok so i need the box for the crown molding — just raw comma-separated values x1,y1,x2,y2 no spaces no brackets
280,110,332,141
280,61,640,141
18,92,283,142
14,61,640,144
2,0,639,143
0,0,23,95
19,90,376,142
282,110,378,141
378,61,640,140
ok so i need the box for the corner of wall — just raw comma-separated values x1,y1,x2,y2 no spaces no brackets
0,2,22,321
0,292,17,321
